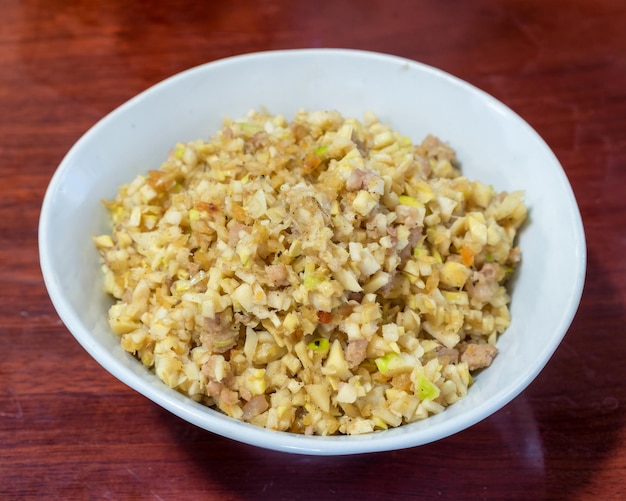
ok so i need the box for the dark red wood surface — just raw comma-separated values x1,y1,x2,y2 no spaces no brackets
2,0,625,499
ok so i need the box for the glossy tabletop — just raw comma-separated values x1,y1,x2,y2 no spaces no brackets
2,0,625,499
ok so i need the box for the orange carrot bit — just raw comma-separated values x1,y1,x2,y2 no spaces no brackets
317,310,333,324
461,246,474,267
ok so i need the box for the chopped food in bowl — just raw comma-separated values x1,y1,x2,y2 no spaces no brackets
39,49,585,455
94,109,526,436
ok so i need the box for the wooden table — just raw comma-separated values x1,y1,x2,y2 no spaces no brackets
2,0,625,498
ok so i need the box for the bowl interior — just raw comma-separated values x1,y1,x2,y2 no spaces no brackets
39,49,586,455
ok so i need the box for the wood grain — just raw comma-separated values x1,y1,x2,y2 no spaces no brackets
2,0,625,499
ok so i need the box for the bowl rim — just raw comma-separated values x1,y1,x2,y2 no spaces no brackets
38,48,587,455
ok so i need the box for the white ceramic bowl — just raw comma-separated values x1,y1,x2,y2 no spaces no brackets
39,49,586,455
